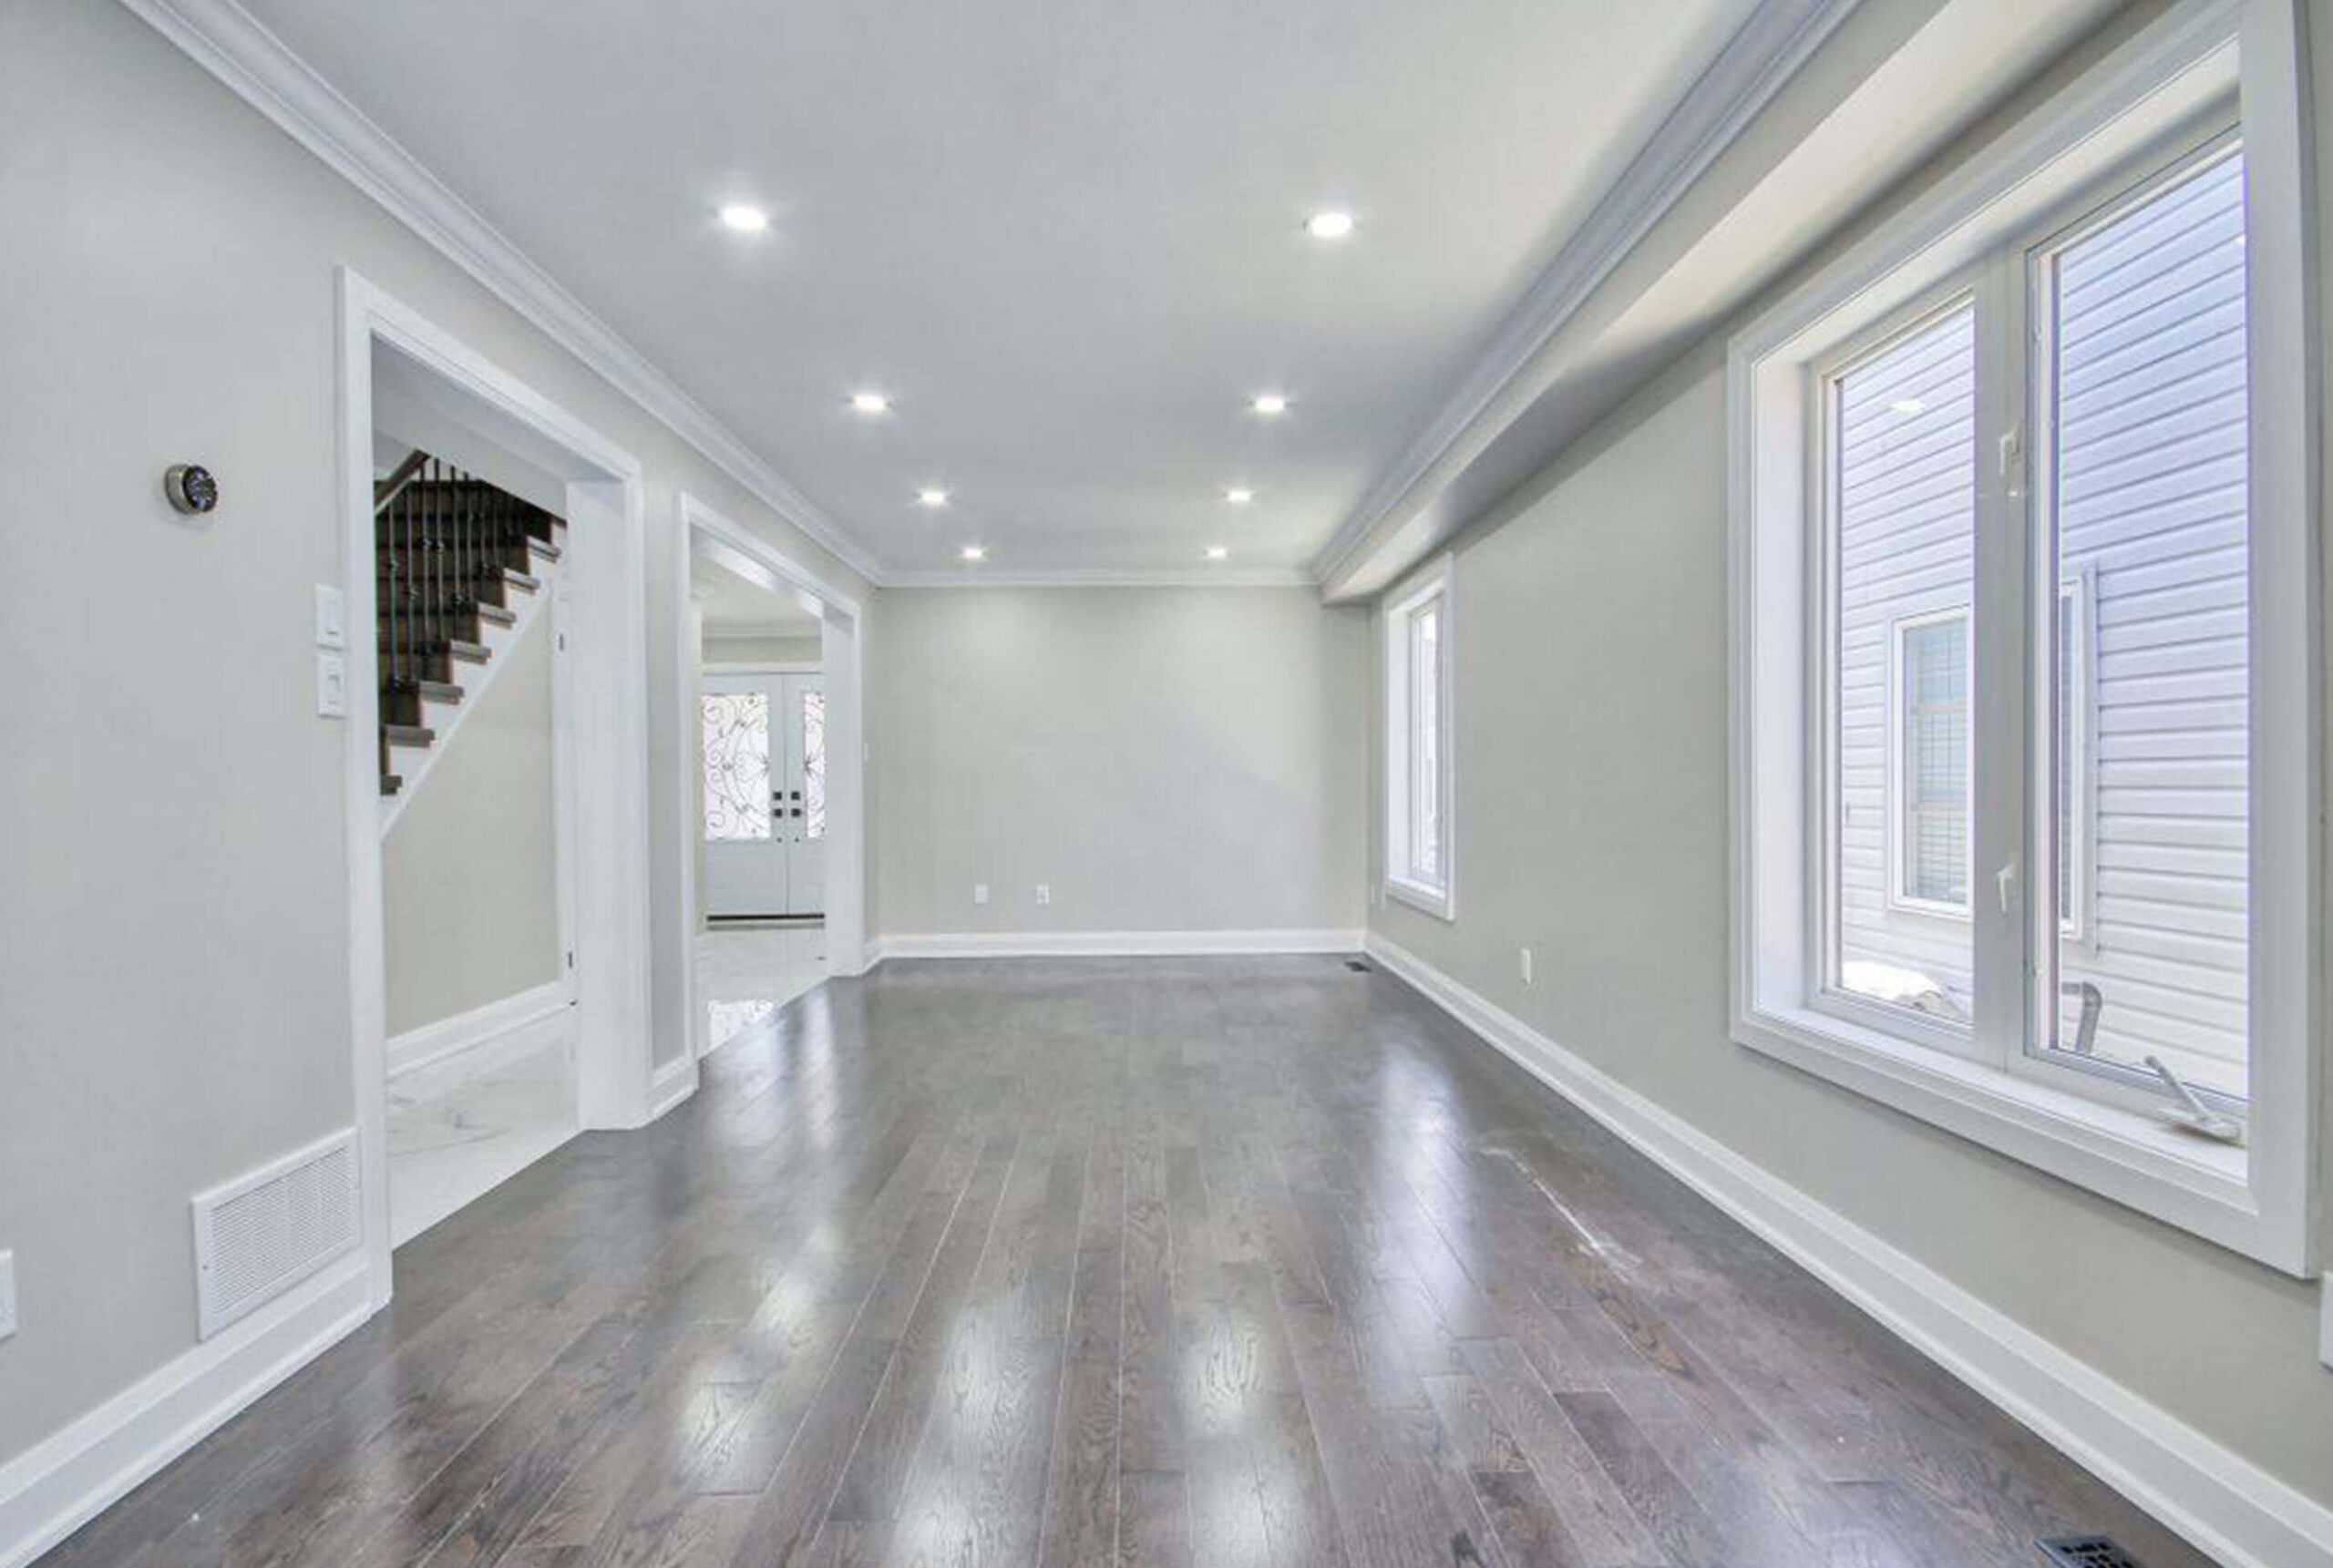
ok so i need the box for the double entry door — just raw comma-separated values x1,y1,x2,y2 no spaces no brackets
701,670,825,917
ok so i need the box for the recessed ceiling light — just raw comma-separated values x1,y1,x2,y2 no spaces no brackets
1224,487,1254,505
1206,546,1230,561
849,392,890,414
1305,210,1355,240
1889,398,1926,415
1250,394,1289,415
961,545,985,562
917,487,950,507
718,203,770,233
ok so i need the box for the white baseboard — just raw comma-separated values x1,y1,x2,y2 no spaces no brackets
864,927,1363,964
0,1254,371,1568
386,979,574,1081
1362,932,2333,1568
646,1055,697,1121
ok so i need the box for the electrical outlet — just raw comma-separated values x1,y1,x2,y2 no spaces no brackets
1035,884,1051,907
972,883,989,907
1519,947,1533,987
0,1249,17,1343
316,651,347,718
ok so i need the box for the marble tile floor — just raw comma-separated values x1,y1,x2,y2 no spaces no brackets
386,1023,578,1246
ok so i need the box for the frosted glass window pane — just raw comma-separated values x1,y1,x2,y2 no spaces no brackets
702,692,772,842
803,690,827,842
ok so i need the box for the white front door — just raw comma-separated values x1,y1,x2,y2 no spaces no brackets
701,671,824,918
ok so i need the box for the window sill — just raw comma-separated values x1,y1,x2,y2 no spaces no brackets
1384,876,1454,922
1732,1001,2297,1271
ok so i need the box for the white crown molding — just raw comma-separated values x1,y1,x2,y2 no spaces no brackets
1310,0,1863,589
1363,931,2333,1568
117,0,889,587
882,566,1318,589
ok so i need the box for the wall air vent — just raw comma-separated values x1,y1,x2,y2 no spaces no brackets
190,1129,360,1339
2038,1537,2148,1568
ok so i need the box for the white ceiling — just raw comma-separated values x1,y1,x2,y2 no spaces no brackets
238,0,1769,579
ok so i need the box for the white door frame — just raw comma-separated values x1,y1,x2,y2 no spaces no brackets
676,493,868,1066
338,269,654,1312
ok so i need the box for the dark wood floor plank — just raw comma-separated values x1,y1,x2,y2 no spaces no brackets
36,957,2225,1568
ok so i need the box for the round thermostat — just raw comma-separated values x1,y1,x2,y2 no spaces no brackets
165,464,219,515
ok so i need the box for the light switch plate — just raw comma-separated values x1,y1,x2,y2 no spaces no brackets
313,583,346,649
1035,885,1051,907
973,883,989,906
0,1249,17,1342
316,651,347,718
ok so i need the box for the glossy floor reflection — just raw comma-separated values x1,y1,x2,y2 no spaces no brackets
46,957,2213,1568
699,921,827,1057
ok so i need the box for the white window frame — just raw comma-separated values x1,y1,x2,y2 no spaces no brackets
1383,556,1456,920
1726,0,2318,1275
1886,605,1977,919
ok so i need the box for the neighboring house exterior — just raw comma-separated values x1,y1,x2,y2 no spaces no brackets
1833,148,2250,1100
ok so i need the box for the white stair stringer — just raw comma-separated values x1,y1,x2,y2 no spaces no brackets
381,527,562,835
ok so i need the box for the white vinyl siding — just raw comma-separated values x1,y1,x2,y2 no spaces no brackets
2041,146,2250,1099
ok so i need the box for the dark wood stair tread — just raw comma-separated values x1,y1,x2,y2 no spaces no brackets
476,603,518,628
380,774,403,796
415,679,464,703
382,723,434,747
500,568,541,594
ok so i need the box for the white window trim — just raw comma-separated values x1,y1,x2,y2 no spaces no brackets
1886,605,1977,919
1383,555,1456,921
1727,0,2318,1275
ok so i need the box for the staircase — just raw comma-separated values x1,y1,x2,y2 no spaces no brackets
375,452,565,816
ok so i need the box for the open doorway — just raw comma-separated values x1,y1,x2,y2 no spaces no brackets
339,271,653,1308
678,495,865,1065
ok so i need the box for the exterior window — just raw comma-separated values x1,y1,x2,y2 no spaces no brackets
700,691,771,842
1410,603,1443,881
1830,305,1976,1024
2036,146,2250,1101
1729,9,2316,1270
1896,610,1970,912
1383,559,1454,918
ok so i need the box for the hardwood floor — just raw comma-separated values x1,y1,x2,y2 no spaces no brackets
41,956,2215,1568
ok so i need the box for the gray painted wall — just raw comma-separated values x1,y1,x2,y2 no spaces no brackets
1366,343,2333,1508
873,588,1367,937
383,610,563,1037
704,632,823,666
0,0,868,1470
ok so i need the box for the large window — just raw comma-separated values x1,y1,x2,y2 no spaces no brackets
1729,3,2316,1272
1384,559,1454,919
